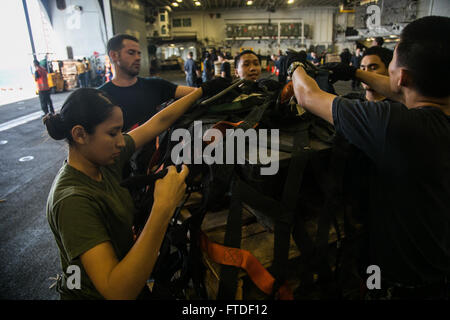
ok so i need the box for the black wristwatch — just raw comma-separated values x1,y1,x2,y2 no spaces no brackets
287,62,305,78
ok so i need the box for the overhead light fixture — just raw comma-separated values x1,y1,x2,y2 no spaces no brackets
287,0,294,4
177,0,182,2
195,1,201,6
172,2,179,7
247,0,253,5
360,0,379,5
180,47,184,50
389,35,397,38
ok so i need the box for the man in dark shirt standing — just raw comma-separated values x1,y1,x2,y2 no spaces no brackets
99,34,195,132
287,16,450,299
277,51,288,84
340,48,352,65
99,34,195,175
350,48,363,90
218,53,232,81
184,51,198,87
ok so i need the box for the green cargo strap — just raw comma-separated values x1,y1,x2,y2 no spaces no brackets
272,127,311,287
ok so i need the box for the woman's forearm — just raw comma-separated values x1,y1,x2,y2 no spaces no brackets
103,201,174,299
157,87,202,125
130,88,203,149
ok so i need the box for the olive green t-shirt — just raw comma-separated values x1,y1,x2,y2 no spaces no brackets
47,134,137,299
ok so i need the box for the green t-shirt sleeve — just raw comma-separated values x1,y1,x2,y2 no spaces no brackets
55,195,111,261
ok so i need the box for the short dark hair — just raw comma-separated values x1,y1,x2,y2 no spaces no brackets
396,16,450,98
362,46,393,69
374,37,384,46
234,50,260,68
106,34,139,57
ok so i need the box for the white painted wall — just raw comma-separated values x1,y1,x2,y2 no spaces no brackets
171,7,337,55
417,0,450,17
44,0,109,59
43,0,150,76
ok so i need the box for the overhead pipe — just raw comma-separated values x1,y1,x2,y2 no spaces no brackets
22,0,37,61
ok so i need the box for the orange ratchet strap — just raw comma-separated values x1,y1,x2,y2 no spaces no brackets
199,231,293,300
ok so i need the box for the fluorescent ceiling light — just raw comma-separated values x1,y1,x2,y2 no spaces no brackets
195,1,201,6
288,0,294,4
172,2,179,7
247,1,253,5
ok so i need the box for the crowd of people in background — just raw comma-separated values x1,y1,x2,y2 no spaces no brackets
98,36,391,91
187,39,389,89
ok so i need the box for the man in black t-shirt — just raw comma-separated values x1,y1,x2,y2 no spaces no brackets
277,51,288,84
99,34,196,176
99,34,195,132
218,53,232,81
184,51,198,88
287,16,450,298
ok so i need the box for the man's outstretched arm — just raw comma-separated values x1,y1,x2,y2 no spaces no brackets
291,66,337,124
355,69,404,104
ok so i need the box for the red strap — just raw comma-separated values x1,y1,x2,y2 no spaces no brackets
200,232,293,300
129,123,139,131
204,121,259,145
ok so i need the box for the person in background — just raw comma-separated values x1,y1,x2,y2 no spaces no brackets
277,50,288,84
310,51,320,66
350,48,363,90
76,60,86,88
372,37,384,47
99,34,196,177
184,51,198,87
95,66,105,87
340,48,352,65
105,64,113,83
83,58,91,88
34,60,54,116
210,48,218,62
99,34,195,133
202,52,214,83
218,53,232,81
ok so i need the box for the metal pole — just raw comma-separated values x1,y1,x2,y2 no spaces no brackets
22,0,37,61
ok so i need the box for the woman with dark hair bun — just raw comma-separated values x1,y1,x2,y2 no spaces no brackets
44,83,229,300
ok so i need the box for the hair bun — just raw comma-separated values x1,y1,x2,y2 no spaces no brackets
44,113,67,140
